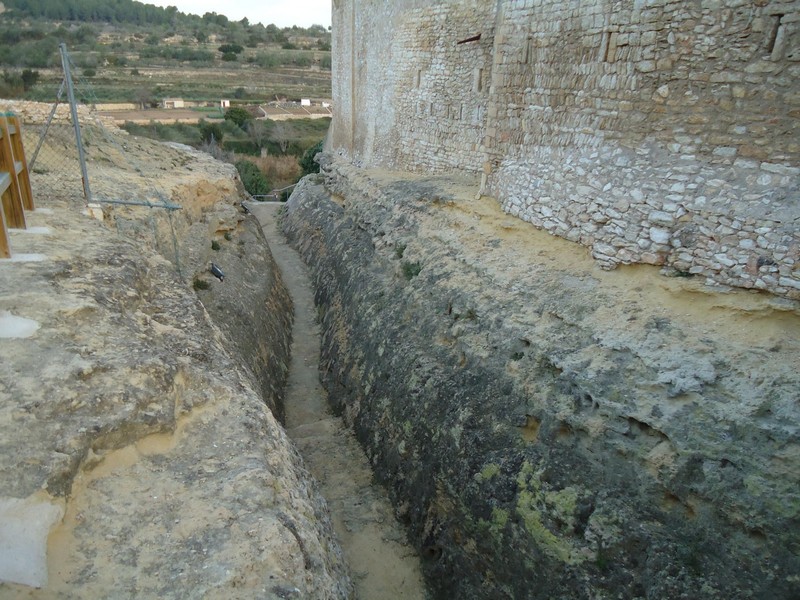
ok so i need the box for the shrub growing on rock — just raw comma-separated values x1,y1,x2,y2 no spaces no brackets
235,160,270,196
300,139,323,176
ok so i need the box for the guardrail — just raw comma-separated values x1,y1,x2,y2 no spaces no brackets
250,182,299,202
0,113,35,258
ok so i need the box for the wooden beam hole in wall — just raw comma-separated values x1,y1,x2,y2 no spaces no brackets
601,31,612,62
457,33,482,45
766,14,784,54
473,67,484,93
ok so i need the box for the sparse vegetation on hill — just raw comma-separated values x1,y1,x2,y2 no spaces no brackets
3,0,178,25
0,0,331,197
0,0,331,102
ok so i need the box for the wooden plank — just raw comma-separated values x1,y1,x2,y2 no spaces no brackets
0,211,9,258
6,116,33,210
0,175,10,258
0,119,25,229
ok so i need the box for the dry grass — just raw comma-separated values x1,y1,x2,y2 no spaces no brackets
235,153,301,190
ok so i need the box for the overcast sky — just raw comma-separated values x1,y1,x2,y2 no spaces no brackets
146,0,332,28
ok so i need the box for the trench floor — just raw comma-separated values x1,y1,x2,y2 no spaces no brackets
249,202,428,600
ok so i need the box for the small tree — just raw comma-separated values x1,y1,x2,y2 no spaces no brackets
133,87,153,109
20,69,39,91
224,106,252,129
246,120,269,150
270,122,291,154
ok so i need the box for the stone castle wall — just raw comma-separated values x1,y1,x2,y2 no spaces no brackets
331,0,800,298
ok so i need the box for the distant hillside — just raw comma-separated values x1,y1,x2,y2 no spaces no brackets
0,0,331,101
2,0,183,26
0,0,329,41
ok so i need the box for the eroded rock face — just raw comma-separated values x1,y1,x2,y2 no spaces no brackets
189,211,294,423
283,160,800,600
0,137,352,597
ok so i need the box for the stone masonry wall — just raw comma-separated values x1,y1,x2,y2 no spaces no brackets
331,0,800,299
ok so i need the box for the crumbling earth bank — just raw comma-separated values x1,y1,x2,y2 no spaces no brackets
0,132,352,598
282,159,800,600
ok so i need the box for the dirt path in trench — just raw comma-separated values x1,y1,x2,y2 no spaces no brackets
249,202,428,600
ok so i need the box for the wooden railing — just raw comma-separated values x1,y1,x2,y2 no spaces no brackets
0,114,35,258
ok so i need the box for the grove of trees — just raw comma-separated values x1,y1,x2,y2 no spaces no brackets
2,0,178,25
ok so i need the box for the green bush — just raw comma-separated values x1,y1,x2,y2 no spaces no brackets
255,52,279,68
20,68,39,90
235,160,270,196
218,43,244,54
224,106,252,129
401,261,422,280
105,54,127,66
198,119,224,144
193,277,210,290
224,140,260,155
299,139,323,176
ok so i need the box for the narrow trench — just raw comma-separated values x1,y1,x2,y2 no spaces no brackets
249,202,428,600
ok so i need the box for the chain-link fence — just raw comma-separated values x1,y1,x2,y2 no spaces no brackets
18,115,84,204
2,44,187,274
4,45,176,211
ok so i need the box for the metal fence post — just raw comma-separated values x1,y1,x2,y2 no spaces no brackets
59,43,92,204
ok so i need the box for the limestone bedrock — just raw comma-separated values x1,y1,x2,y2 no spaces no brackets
0,125,352,599
283,160,800,600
